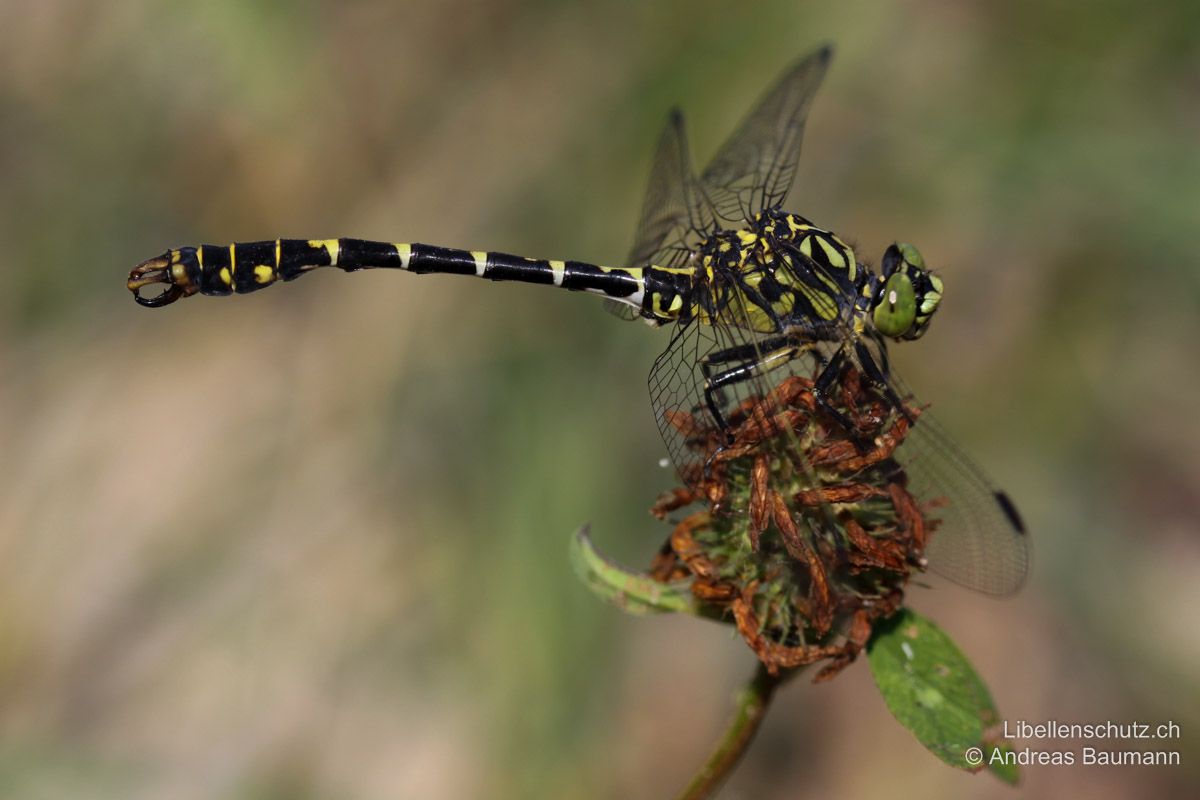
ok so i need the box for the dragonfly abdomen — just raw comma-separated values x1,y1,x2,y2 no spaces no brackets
129,237,656,310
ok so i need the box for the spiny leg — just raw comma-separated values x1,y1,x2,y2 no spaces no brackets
812,347,861,437
701,337,816,435
852,340,911,422
698,340,818,495
698,319,841,432
700,333,802,432
810,339,911,446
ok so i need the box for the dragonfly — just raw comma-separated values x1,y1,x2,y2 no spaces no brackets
128,45,1028,595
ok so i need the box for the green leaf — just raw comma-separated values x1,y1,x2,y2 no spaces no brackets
867,608,1018,785
569,526,697,615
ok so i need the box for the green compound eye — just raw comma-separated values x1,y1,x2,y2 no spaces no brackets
896,242,925,270
873,271,918,338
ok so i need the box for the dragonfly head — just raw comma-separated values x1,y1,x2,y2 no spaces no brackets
870,243,942,341
127,248,199,307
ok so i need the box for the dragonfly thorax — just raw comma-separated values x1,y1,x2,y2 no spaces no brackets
693,209,863,333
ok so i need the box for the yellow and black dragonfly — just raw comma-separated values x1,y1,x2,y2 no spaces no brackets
129,46,1028,596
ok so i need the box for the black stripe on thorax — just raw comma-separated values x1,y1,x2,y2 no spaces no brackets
796,232,857,293
776,245,852,300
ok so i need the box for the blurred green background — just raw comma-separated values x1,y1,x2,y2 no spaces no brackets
1,1,1197,797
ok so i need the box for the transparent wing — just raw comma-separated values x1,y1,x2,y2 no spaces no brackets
647,316,710,487
649,316,742,492
831,333,1030,596
700,45,832,225
605,110,714,323
626,108,716,270
888,380,1030,595
602,298,642,321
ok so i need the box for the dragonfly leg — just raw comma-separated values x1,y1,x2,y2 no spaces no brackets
699,334,799,434
852,340,912,422
702,337,813,437
811,339,912,445
699,340,813,490
812,347,862,438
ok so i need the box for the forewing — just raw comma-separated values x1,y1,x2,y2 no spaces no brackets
700,45,832,224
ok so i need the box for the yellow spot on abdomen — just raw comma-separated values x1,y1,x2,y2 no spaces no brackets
253,265,274,284
308,239,340,265
219,267,231,285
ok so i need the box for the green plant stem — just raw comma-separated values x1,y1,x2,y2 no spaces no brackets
674,663,803,800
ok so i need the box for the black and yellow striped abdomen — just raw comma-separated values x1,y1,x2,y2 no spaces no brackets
193,237,653,298
131,237,696,321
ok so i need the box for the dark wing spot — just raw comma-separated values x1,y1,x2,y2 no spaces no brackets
994,491,1026,534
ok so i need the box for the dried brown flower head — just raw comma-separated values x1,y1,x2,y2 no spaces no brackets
648,365,934,681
